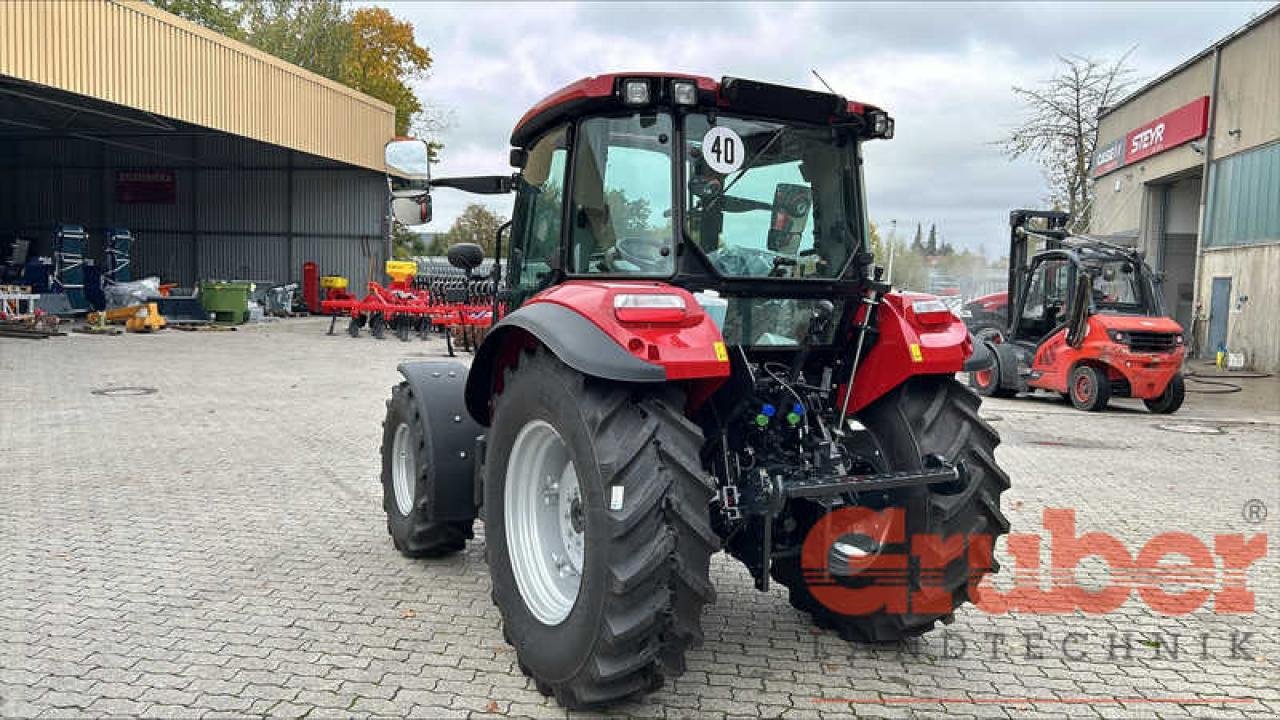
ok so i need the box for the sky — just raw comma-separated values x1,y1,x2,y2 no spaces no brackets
383,1,1274,257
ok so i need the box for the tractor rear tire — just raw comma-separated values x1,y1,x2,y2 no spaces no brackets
1144,373,1185,414
771,376,1009,643
485,347,718,709
1068,365,1110,411
379,382,473,557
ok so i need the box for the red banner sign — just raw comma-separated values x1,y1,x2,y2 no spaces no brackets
1092,96,1209,177
116,169,176,204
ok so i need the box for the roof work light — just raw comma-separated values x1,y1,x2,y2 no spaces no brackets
621,79,651,106
672,80,697,106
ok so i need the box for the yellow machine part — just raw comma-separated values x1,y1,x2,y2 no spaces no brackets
384,260,418,284
125,303,166,332
87,305,144,325
319,275,348,290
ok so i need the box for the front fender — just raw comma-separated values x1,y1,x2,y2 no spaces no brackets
465,281,730,425
842,293,973,413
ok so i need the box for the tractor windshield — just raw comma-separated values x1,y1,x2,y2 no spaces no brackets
683,114,860,281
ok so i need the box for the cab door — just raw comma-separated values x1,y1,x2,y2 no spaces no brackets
1011,255,1076,389
507,126,569,308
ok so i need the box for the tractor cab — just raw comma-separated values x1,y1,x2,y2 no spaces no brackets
501,75,893,347
970,209,1186,412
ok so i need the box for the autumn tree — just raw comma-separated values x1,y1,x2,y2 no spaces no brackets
439,204,508,255
999,52,1136,232
342,7,432,136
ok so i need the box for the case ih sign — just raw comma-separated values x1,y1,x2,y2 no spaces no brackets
1092,96,1210,177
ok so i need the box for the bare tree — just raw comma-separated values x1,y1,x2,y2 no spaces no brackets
1000,51,1136,232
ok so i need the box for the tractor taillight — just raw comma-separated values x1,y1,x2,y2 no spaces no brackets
614,293,687,324
621,79,651,106
672,81,697,106
911,299,954,326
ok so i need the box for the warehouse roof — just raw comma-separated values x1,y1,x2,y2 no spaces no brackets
0,0,395,171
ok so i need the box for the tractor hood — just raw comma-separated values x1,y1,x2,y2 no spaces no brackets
1091,314,1182,333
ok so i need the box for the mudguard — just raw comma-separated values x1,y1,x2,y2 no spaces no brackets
397,361,484,523
840,292,975,413
465,281,730,425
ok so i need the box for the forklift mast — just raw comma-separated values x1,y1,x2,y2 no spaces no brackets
1006,209,1070,327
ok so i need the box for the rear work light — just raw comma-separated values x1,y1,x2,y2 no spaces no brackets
672,80,698,106
621,79,651,106
911,298,955,326
613,293,688,324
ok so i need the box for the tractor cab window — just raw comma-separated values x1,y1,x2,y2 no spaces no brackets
569,114,675,275
683,114,856,280
1018,258,1070,340
511,126,568,296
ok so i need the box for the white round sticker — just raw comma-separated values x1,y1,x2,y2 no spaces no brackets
700,127,745,174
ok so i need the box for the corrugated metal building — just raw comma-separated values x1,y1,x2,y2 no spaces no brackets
1090,5,1280,371
0,0,395,290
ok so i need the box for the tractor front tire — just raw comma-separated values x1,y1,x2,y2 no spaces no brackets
1068,364,1110,411
485,347,718,709
771,376,1010,642
1144,373,1185,414
379,382,473,557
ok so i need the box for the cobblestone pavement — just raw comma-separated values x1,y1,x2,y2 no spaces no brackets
2,318,1277,718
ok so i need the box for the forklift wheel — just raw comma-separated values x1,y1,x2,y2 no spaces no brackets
1144,373,1185,414
1068,365,1110,411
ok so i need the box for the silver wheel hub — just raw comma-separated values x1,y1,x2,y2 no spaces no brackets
505,419,584,625
391,422,416,517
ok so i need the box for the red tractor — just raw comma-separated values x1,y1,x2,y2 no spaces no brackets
379,74,1009,708
966,210,1186,412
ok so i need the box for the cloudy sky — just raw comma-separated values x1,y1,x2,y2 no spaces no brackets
386,1,1273,257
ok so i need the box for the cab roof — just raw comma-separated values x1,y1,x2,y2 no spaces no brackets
510,72,883,147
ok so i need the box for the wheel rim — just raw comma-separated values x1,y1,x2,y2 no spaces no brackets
973,369,993,387
1073,373,1092,402
505,419,584,625
391,422,416,516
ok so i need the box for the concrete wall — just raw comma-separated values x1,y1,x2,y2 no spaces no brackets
1198,244,1280,370
1211,14,1280,161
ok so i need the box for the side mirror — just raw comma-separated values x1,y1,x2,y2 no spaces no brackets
391,196,431,226
385,138,431,200
447,243,485,272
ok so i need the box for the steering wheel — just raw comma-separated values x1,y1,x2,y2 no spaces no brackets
603,236,668,273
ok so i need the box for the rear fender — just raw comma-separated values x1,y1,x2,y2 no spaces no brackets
465,281,730,425
840,292,973,413
397,361,484,522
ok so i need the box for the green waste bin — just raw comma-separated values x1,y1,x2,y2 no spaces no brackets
198,280,255,324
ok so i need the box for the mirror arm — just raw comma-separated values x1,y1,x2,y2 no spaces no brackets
491,220,513,327
431,174,516,195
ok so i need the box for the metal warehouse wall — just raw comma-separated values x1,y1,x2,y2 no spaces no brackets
0,0,394,172
0,135,387,289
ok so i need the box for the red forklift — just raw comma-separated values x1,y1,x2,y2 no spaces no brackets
967,209,1186,412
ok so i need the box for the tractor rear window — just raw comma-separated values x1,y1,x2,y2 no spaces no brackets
684,114,858,280
568,114,675,276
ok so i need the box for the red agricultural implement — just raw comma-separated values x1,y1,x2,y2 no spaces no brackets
321,255,501,355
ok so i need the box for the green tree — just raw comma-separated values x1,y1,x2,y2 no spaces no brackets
439,204,508,255
926,223,938,255
239,0,352,81
911,223,924,253
866,221,882,260
342,7,433,136
605,190,654,236
150,0,242,38
391,221,427,259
